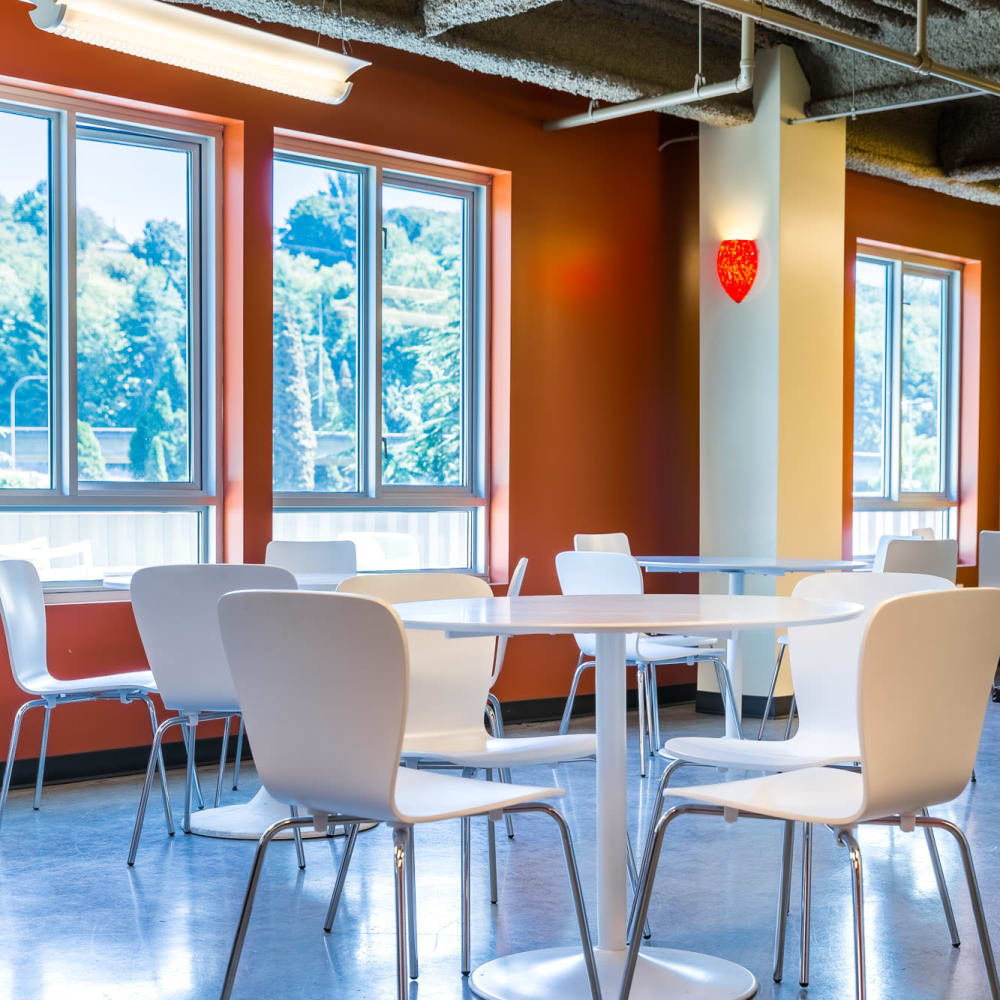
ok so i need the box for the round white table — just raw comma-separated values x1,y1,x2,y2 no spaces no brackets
396,593,862,1000
636,557,867,739
104,569,353,840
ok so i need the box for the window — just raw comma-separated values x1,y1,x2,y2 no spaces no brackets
272,145,487,572
852,248,960,556
0,95,216,586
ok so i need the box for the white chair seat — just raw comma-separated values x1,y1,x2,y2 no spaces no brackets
390,766,563,823
576,633,722,662
403,732,596,768
662,734,858,771
677,766,865,827
27,669,157,696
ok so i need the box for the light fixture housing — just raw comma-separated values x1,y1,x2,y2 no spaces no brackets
20,0,369,105
716,239,758,303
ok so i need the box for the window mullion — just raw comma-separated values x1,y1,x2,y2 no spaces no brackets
371,165,384,502
889,261,903,502
62,109,79,498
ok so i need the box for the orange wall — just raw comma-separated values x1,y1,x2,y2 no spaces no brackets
0,4,699,761
842,170,1000,583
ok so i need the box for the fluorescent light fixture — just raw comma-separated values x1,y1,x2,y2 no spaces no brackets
20,0,369,104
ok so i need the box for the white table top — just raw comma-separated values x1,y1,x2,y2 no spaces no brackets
637,555,868,575
395,593,862,637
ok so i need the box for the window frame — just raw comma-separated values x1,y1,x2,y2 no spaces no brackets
852,245,961,519
272,137,491,573
0,86,221,584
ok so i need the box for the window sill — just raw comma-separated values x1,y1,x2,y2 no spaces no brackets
43,586,131,606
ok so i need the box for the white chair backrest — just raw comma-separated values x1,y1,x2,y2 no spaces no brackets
0,560,51,692
979,531,1000,588
876,537,957,582
855,587,1000,820
492,556,528,686
556,551,644,655
788,572,954,747
265,539,357,576
574,532,631,554
219,589,408,821
131,564,297,714
911,527,935,540
337,572,495,745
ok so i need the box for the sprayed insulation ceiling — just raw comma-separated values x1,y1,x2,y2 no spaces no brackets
184,0,1000,204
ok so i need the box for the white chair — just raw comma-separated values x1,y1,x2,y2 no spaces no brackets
555,550,737,776
759,537,958,738
264,539,358,576
644,571,957,985
624,586,1000,1000
126,563,297,866
0,559,170,831
335,571,603,971
980,530,1000,588
912,526,936,539
875,536,958,580
572,534,717,751
216,588,599,1000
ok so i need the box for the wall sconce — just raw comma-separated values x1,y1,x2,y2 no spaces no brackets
19,0,369,105
716,239,758,303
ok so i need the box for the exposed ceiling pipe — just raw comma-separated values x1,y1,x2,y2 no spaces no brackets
543,15,754,131
789,89,980,125
694,0,1000,99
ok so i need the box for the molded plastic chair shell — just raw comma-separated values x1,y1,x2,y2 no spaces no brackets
264,539,357,576
573,532,631,554
875,537,957,581
218,590,556,823
0,560,67,694
337,572,496,749
980,530,1000,588
492,556,527,687
131,564,297,714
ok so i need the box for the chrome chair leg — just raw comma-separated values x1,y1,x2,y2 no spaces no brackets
0,698,46,830
783,694,798,740
184,719,197,833
323,822,360,932
129,715,185,866
920,808,960,947
647,663,661,753
215,717,231,809
32,703,52,811
289,805,306,870
636,666,647,778
140,694,173,834
484,704,515,839
406,823,419,979
486,770,499,903
220,814,311,1000
758,643,786,739
461,815,472,974
558,655,591,734
772,820,795,983
711,658,744,739
837,828,866,1000
626,829,651,940
504,803,601,1000
232,717,245,790
393,825,412,999
800,821,812,986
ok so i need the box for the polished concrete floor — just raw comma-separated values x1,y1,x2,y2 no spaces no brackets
0,702,997,999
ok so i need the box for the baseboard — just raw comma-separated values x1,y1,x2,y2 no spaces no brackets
0,733,239,790
499,683,697,725
695,690,793,720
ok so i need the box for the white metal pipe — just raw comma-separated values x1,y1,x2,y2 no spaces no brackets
696,0,1000,99
789,88,978,125
544,16,754,131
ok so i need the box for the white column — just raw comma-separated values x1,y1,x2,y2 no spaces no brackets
698,46,846,708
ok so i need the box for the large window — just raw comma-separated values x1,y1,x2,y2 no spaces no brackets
272,145,487,572
0,95,216,586
852,248,960,556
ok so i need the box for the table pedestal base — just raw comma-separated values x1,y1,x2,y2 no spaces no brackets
188,789,376,840
470,946,758,999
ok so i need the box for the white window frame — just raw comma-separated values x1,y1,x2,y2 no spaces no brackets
852,246,961,521
272,138,490,573
0,87,221,590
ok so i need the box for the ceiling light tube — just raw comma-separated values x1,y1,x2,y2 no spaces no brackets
20,0,369,105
